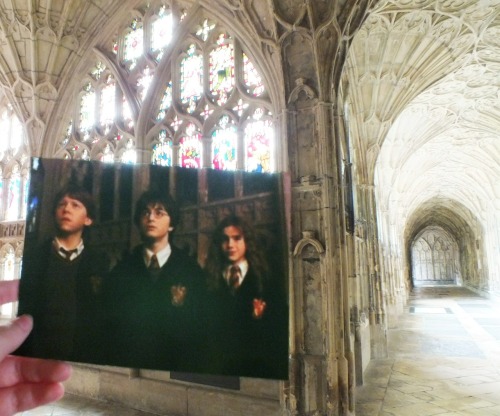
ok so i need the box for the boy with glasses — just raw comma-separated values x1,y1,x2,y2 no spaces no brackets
105,190,205,372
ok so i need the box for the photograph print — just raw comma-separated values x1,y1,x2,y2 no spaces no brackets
16,157,289,380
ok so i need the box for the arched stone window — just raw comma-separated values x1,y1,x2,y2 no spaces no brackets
411,226,461,286
0,104,29,222
56,1,274,172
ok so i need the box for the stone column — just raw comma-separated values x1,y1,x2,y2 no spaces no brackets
283,82,353,414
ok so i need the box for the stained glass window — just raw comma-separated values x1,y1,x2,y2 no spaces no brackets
59,8,275,174
243,53,265,96
79,83,95,138
212,116,237,170
10,117,23,152
21,177,29,219
0,108,25,155
81,149,91,160
195,19,215,41
151,6,173,61
245,108,273,173
171,115,182,132
201,105,213,120
100,75,116,133
123,19,144,70
180,45,203,113
232,99,248,117
123,98,134,130
152,130,173,166
0,94,33,227
137,66,153,102
6,167,21,221
100,144,115,163
179,123,202,168
121,139,137,164
209,34,234,105
0,112,9,154
156,82,172,121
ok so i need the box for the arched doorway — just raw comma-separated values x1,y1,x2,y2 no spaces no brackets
411,226,461,286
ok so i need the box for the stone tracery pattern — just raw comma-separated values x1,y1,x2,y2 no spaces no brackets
0,0,496,415
344,0,500,327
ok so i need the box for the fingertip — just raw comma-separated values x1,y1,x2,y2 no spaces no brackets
58,361,73,381
40,382,66,406
14,314,33,333
52,382,66,400
40,359,73,382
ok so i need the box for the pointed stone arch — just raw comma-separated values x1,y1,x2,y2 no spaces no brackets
411,226,461,286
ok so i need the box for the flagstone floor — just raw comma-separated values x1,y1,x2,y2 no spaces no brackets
14,286,500,415
355,286,500,416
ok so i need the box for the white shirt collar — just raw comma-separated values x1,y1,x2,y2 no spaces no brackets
145,244,172,268
54,238,84,261
225,259,249,285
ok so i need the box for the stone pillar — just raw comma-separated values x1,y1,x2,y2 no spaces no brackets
283,85,353,414
365,185,387,359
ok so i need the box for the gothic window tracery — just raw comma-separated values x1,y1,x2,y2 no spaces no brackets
0,104,29,222
56,1,274,173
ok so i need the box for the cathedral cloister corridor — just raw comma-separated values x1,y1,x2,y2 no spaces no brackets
0,0,498,415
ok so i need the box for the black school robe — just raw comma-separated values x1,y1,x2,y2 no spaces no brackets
103,245,206,372
16,239,109,364
205,266,288,379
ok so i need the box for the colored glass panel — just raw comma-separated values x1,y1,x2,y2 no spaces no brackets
196,19,215,41
245,109,273,173
152,130,173,166
6,169,20,220
156,81,172,121
151,8,172,61
233,98,248,117
100,144,114,163
122,98,134,129
81,149,90,160
138,66,153,101
100,76,116,132
123,20,143,69
121,139,137,164
179,123,201,168
0,112,9,153
21,176,29,219
201,104,213,120
209,34,234,105
212,116,237,170
180,45,203,113
79,84,95,135
10,115,23,151
243,53,265,96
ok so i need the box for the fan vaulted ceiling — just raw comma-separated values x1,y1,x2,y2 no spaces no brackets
345,0,499,256
0,0,496,252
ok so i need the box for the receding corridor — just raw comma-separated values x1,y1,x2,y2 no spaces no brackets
356,286,500,416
